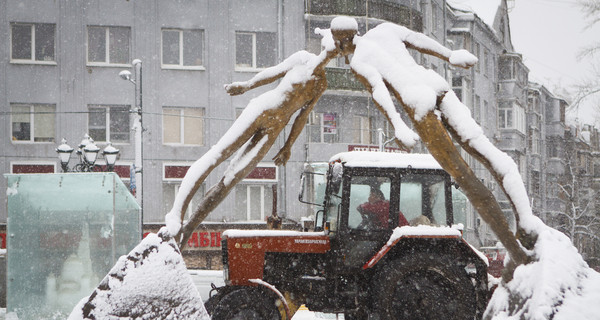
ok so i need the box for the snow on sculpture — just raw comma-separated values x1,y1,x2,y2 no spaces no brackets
68,228,209,319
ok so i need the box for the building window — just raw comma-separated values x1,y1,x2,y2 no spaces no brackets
161,29,204,69
473,42,480,73
474,95,481,124
308,112,338,143
235,31,277,70
452,76,471,107
353,115,373,144
162,164,204,222
10,23,55,63
483,49,490,76
163,183,204,222
483,100,489,128
163,107,205,145
498,102,525,133
87,26,130,65
234,184,275,221
11,104,55,143
431,3,439,33
88,105,130,143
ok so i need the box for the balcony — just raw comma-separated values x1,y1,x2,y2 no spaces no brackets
306,0,423,31
325,67,365,91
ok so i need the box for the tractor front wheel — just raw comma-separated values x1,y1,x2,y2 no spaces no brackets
373,253,477,320
210,287,281,320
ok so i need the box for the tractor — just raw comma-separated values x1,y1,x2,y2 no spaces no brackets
206,151,489,320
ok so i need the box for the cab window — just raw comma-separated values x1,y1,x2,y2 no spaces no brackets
348,176,391,230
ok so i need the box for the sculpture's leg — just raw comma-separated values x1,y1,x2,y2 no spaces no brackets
273,98,322,165
179,129,280,247
173,121,264,224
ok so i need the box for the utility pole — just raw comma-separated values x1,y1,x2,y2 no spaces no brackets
119,59,143,229
133,59,143,212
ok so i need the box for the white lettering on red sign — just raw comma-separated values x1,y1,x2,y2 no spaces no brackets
294,239,327,245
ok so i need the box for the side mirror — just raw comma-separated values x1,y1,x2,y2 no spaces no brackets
314,210,324,232
299,172,325,206
330,162,343,195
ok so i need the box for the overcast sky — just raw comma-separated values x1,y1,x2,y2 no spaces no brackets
508,0,600,124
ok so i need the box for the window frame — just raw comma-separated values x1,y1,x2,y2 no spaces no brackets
234,31,277,72
353,115,373,144
10,22,56,65
234,183,276,222
162,107,205,146
498,101,525,133
161,28,205,70
10,103,56,144
235,31,257,71
87,105,131,144
162,162,204,221
86,25,131,67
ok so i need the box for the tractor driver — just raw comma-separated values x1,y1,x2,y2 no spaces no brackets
357,188,409,229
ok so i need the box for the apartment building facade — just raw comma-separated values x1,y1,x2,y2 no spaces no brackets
1,0,598,267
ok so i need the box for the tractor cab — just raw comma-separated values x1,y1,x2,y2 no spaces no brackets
302,151,458,271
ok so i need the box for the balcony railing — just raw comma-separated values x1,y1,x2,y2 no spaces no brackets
306,0,423,31
325,67,365,91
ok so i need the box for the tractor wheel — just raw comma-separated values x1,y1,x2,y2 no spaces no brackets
344,309,368,320
373,253,477,320
210,287,281,320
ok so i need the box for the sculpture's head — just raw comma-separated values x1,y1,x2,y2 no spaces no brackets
330,16,358,57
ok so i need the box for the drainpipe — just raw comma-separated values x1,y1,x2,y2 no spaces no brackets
277,0,287,220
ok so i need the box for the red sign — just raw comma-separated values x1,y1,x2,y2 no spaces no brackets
12,164,55,174
187,232,222,248
165,165,276,181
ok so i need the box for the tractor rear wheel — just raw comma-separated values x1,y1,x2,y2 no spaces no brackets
210,287,281,320
373,253,477,320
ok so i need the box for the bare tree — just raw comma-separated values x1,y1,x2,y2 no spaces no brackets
553,154,600,257
578,0,600,58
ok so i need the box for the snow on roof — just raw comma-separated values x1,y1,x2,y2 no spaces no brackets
447,0,501,28
330,151,443,170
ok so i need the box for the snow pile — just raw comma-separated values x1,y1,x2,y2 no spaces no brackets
486,224,600,320
68,228,209,320
388,225,461,244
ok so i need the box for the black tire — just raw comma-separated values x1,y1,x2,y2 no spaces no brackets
373,253,477,320
203,294,219,316
211,287,281,320
345,309,368,320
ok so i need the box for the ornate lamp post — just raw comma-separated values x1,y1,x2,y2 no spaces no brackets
56,134,120,172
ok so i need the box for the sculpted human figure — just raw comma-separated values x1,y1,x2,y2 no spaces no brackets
166,17,479,248
166,18,360,245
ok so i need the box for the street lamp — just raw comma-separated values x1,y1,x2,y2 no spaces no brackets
119,59,143,209
56,138,74,172
102,143,120,172
56,134,120,172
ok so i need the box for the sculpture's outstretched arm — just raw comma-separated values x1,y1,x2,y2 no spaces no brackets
225,50,317,95
397,26,478,69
